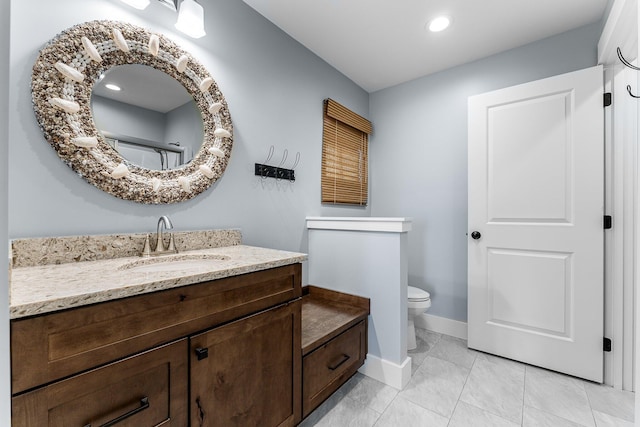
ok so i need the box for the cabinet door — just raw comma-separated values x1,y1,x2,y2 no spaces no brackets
190,301,301,427
12,339,188,427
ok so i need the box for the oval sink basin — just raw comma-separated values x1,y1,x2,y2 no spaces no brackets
119,254,230,273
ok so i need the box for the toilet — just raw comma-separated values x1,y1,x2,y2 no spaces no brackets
407,286,431,350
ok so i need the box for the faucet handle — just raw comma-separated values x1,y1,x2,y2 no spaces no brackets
167,233,178,253
154,233,165,253
141,234,152,257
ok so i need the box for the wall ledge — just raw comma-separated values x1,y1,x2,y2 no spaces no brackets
306,217,412,233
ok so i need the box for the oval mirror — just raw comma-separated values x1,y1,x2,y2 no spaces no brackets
31,20,233,204
92,64,204,171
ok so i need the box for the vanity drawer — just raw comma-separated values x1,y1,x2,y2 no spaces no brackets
302,320,366,417
12,339,188,427
11,264,301,394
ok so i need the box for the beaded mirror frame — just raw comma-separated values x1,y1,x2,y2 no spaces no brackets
31,20,233,204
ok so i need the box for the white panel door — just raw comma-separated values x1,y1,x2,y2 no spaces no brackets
468,66,604,382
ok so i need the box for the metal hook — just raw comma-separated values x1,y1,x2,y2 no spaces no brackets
263,145,274,164
627,85,640,98
278,149,288,167
291,152,300,170
617,47,640,71
288,152,300,183
276,149,288,181
261,145,275,179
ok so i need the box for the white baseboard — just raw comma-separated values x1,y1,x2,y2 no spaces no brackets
358,354,411,390
414,313,468,340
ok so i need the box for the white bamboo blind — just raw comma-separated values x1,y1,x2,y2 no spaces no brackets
322,99,372,206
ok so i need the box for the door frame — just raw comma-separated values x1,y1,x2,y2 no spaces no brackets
598,0,638,391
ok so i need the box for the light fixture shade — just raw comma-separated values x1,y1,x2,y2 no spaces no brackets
175,0,206,39
120,0,150,10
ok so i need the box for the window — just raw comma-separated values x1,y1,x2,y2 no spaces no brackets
321,99,373,206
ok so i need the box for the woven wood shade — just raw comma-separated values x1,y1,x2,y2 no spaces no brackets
322,99,372,206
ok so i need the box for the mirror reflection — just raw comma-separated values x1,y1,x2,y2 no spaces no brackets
91,64,204,171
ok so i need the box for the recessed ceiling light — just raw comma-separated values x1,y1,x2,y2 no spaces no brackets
105,83,122,91
428,16,451,32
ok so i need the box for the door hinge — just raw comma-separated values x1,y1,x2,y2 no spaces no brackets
604,92,612,107
604,337,612,352
604,215,612,230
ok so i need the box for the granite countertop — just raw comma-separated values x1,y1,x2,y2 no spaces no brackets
10,245,307,319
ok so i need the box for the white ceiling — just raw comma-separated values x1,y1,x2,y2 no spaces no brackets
242,0,609,93
93,64,193,113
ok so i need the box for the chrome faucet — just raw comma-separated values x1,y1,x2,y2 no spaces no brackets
155,215,177,254
141,216,178,257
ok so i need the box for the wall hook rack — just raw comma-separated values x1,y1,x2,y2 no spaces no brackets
617,47,640,98
255,146,299,181
617,47,640,71
627,85,640,99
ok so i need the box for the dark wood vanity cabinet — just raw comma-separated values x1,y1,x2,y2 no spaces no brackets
12,340,188,427
190,301,301,426
10,264,302,427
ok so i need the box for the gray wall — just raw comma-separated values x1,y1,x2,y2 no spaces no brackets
92,95,166,143
0,0,10,423
9,0,370,261
165,100,202,162
369,22,602,322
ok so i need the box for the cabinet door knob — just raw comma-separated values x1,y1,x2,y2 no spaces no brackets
195,347,209,360
470,231,481,240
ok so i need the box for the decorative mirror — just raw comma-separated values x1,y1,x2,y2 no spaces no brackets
31,20,233,204
92,64,204,171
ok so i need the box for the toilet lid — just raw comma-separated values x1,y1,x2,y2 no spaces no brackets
408,286,430,301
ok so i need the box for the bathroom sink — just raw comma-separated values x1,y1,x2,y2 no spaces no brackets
118,254,230,273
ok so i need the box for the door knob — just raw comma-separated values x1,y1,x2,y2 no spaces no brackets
470,231,481,240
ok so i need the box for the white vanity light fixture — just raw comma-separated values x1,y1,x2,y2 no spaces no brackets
120,0,150,10
427,15,451,32
175,0,206,39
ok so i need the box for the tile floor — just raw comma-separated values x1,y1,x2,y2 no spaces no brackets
300,329,635,427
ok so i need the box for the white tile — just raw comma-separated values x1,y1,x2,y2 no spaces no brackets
373,396,448,427
459,352,525,423
449,401,519,427
341,373,398,414
523,405,589,427
593,410,635,427
300,388,348,427
428,335,478,368
398,355,469,418
311,396,380,427
524,366,595,427
584,382,634,423
408,328,441,368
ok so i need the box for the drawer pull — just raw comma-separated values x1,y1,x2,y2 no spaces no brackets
84,397,150,427
328,354,350,371
195,347,209,360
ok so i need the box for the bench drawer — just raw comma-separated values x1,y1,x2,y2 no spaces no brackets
302,320,366,417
